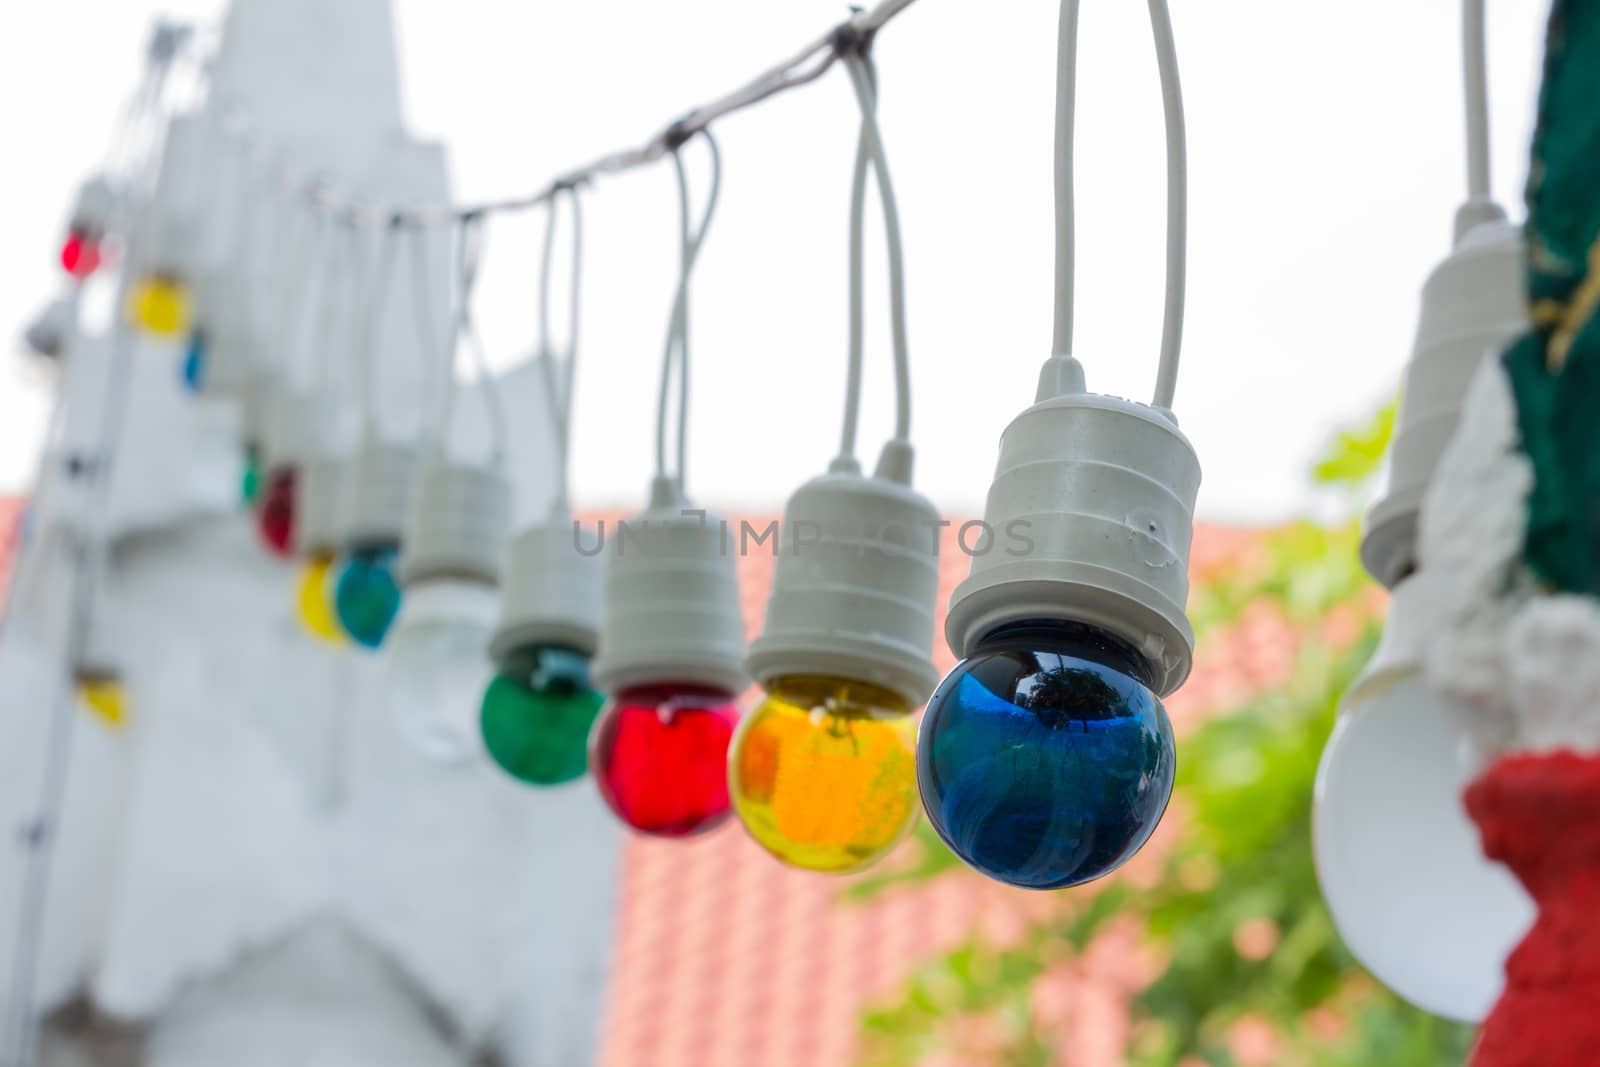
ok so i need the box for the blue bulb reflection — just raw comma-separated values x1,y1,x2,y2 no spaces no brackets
334,543,403,649
917,621,1175,890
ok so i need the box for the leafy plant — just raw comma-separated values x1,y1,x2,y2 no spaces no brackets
853,403,1476,1066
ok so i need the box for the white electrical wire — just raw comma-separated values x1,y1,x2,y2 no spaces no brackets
423,215,507,464
316,219,362,396
1463,0,1492,202
1147,0,1188,411
842,51,912,447
839,121,872,462
1053,0,1187,411
654,131,722,494
538,186,584,506
354,222,401,441
1052,0,1079,359
260,0,921,231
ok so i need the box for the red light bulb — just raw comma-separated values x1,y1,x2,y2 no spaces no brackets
590,684,739,838
256,467,298,558
60,230,102,279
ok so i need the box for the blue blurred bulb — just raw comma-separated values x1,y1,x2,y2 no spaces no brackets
181,330,206,392
334,543,403,649
917,621,1175,890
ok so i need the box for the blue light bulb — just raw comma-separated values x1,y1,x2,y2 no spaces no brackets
334,543,403,649
917,621,1175,890
181,330,206,392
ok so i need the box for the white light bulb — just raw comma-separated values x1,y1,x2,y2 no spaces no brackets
382,580,499,764
1313,577,1533,1022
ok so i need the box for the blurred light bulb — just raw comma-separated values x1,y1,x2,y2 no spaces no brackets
129,273,190,338
729,675,919,873
240,444,262,506
181,329,206,392
917,621,1175,890
384,581,499,762
59,230,102,279
76,676,128,729
255,466,298,558
1314,579,1533,1022
294,552,345,647
590,685,739,837
480,643,604,786
334,543,403,650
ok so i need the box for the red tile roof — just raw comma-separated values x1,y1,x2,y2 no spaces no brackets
596,521,1287,1067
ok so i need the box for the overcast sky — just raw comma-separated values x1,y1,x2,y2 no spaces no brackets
0,1,1549,522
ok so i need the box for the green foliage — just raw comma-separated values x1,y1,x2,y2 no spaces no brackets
853,405,1478,1066
1311,400,1397,489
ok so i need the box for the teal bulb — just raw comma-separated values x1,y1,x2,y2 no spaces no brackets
334,543,403,649
480,644,605,786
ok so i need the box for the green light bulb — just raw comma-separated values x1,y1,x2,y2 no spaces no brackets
481,643,605,786
241,445,262,506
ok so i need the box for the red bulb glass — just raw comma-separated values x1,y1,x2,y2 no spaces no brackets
591,684,740,838
60,230,101,279
256,467,298,558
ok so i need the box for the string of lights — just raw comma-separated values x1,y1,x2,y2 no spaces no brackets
259,0,926,229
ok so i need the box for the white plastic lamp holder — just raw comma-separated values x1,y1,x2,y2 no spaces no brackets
1360,213,1526,589
340,438,419,550
490,508,603,661
193,272,259,398
745,442,942,710
261,381,327,477
143,112,212,279
23,296,73,360
944,356,1202,697
71,601,123,686
238,369,277,451
591,477,748,698
296,453,347,558
398,459,511,589
68,176,116,241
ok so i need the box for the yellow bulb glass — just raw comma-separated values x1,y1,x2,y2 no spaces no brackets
129,274,190,338
728,675,920,874
295,553,346,646
77,677,128,729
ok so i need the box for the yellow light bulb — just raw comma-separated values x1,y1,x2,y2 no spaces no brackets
77,677,128,729
129,274,191,338
728,675,919,874
295,553,347,646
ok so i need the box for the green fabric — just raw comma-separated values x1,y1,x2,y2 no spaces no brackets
1505,0,1600,594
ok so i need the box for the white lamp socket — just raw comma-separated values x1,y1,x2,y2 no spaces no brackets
261,382,327,475
490,507,603,661
340,439,418,549
69,176,116,240
194,273,258,398
23,297,72,360
399,459,511,588
591,477,748,698
1361,210,1526,589
744,442,942,709
944,356,1201,697
296,453,346,557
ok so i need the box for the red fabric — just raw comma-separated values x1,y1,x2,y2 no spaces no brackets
1466,751,1600,1067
